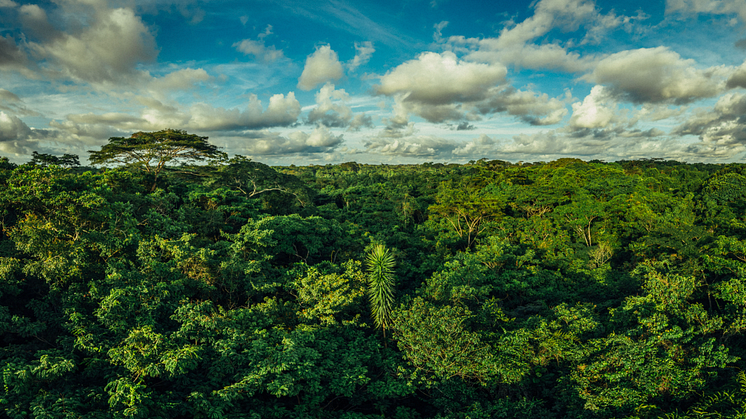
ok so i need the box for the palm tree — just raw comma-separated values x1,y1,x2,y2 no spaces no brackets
365,244,396,338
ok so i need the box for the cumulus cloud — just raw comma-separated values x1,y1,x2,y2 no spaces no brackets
455,122,475,130
297,45,345,91
65,92,301,133
307,83,353,128
305,82,374,130
0,111,32,141
364,131,501,160
0,35,28,71
365,135,460,157
586,47,726,104
727,60,746,89
19,4,57,41
349,114,374,131
375,51,507,104
149,68,211,93
452,134,498,156
67,112,145,128
169,93,301,131
476,88,569,125
629,104,689,125
481,110,743,163
234,40,285,63
569,86,615,129
462,0,628,72
494,0,597,49
0,89,20,103
0,89,40,116
234,26,285,63
0,112,104,160
231,125,343,156
673,92,746,148
21,4,157,85
13,2,157,83
666,0,746,22
348,41,374,71
498,127,678,160
468,42,591,73
47,119,124,146
433,21,449,43
374,52,567,126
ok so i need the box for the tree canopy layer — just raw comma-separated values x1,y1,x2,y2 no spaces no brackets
88,129,227,190
1,157,745,418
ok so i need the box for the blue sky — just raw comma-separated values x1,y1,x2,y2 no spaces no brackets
1,0,746,165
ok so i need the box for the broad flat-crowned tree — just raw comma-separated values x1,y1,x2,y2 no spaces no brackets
30,151,80,167
89,129,227,191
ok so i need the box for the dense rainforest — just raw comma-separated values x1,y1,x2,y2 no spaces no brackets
2,135,746,418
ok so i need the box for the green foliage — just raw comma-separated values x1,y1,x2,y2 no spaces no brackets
662,371,746,418
30,151,81,167
1,157,745,418
88,129,227,191
365,244,396,333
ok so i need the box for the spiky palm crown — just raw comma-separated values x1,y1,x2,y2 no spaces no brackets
365,244,395,331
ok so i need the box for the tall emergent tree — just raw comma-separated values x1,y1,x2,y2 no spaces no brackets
88,129,227,191
30,151,80,167
365,244,396,337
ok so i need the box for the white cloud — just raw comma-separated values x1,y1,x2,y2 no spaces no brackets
433,21,449,42
586,47,726,104
494,0,597,49
374,54,567,126
365,135,459,157
0,112,106,160
27,5,157,85
452,134,498,156
666,0,746,22
348,113,374,131
306,82,370,129
176,92,301,131
569,86,615,129
230,125,343,156
462,0,625,72
468,42,592,73
498,127,681,160
233,36,285,63
148,68,211,93
375,51,507,104
347,41,375,71
673,92,746,148
297,45,345,91
0,111,32,141
65,113,146,136
48,119,124,146
0,34,28,71
293,125,344,148
364,131,501,160
19,4,57,41
476,88,569,125
630,104,688,124
727,60,746,88
0,89,20,103
0,89,40,116
65,92,301,133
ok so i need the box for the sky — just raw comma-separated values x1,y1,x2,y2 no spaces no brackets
1,0,746,165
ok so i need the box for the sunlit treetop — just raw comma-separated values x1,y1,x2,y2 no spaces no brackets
88,129,227,171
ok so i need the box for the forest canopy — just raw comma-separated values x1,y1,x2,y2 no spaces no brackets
1,148,746,418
